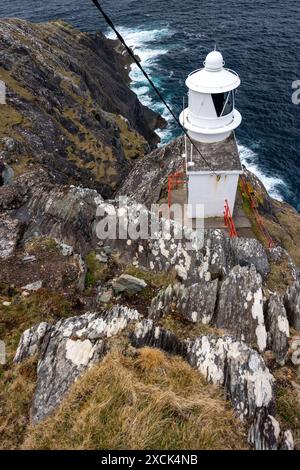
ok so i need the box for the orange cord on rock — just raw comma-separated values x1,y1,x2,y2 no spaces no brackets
240,175,274,248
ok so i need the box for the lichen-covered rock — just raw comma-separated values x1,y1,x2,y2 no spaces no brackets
216,265,267,352
266,293,289,365
284,280,300,331
96,198,204,283
279,430,294,450
0,215,22,258
149,279,218,324
248,410,280,450
14,322,51,363
187,335,275,421
230,238,269,279
200,229,229,279
14,305,141,422
187,334,292,449
12,171,103,253
249,413,294,450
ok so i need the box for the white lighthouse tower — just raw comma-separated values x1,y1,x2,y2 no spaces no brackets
179,49,243,219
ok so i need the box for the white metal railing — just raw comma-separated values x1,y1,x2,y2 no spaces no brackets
188,67,240,79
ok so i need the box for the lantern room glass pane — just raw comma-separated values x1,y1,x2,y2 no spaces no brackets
212,91,234,117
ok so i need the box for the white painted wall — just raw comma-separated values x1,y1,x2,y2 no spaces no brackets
187,173,240,218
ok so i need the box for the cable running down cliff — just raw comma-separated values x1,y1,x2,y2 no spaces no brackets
90,0,218,176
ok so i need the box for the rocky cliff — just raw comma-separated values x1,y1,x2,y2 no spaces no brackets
0,19,300,451
0,18,165,197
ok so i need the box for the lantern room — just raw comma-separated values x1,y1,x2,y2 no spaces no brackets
179,49,242,143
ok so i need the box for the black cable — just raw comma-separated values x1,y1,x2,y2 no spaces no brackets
90,0,218,176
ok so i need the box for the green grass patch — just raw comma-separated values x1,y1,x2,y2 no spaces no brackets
85,251,109,288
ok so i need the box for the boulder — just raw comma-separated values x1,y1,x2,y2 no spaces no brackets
21,280,43,292
188,335,292,450
187,336,275,421
14,322,51,363
14,305,141,422
266,293,289,365
112,274,147,294
230,238,270,280
200,229,229,279
215,265,267,352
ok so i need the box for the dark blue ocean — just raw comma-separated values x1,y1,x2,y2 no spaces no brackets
1,1,300,209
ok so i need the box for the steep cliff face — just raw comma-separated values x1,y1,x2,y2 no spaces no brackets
0,18,165,196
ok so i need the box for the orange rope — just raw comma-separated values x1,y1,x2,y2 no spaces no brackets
240,175,274,248
224,200,238,238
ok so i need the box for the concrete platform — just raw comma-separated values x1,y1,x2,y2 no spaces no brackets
186,133,242,172
163,184,253,234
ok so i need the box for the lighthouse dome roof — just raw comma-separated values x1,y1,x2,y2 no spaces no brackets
186,50,241,94
204,50,224,71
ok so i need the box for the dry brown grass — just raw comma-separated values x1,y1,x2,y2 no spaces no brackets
0,356,37,450
0,290,72,362
266,256,295,295
22,348,248,450
274,360,300,449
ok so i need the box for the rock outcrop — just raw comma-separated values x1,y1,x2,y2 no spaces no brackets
14,305,140,422
216,265,267,352
129,320,292,450
0,19,165,196
266,293,289,365
284,280,300,330
149,280,218,324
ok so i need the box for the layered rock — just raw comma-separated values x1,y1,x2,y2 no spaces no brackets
130,319,187,357
216,265,267,352
14,305,140,422
284,280,300,331
149,280,218,324
2,169,102,254
266,293,289,365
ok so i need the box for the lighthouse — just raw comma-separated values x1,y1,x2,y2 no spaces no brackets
179,49,243,219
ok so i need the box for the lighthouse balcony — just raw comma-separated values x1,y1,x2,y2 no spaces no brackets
179,108,242,143
185,108,236,129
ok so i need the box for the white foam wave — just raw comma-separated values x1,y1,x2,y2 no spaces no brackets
238,144,284,201
106,26,172,139
106,26,170,47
